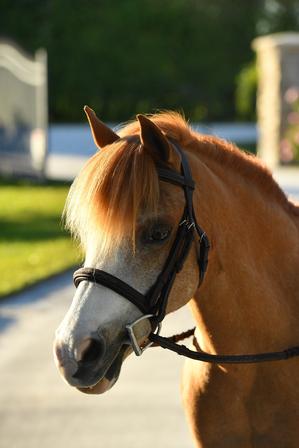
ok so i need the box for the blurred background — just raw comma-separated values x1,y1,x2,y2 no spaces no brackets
1,0,298,123
0,1,299,447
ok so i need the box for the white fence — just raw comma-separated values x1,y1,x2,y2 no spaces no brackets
0,40,48,178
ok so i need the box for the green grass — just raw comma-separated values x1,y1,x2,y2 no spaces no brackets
0,178,81,298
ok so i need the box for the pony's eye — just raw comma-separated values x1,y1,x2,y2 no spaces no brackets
143,225,171,244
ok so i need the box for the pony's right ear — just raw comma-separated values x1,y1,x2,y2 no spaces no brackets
137,114,170,164
84,105,119,149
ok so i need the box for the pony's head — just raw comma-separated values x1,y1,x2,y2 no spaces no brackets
54,107,201,394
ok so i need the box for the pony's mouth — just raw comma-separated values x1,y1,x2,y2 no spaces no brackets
77,345,129,394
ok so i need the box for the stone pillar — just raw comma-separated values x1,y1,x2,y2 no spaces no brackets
252,33,299,169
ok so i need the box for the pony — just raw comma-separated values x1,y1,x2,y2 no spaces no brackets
54,106,299,447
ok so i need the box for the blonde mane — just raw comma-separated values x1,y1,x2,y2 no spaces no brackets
65,111,298,256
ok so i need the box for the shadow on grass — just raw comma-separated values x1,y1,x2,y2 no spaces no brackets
0,176,71,188
1,214,69,241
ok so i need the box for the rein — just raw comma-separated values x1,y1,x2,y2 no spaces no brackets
73,140,299,365
149,328,299,364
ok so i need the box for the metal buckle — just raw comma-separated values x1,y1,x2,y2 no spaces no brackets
179,219,195,231
126,314,162,356
199,231,206,243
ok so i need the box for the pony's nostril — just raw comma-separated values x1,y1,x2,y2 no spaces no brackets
76,338,105,364
75,339,91,362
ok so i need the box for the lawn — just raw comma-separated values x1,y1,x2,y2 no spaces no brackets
0,178,81,298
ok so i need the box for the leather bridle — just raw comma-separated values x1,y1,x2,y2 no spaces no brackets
73,141,299,364
74,141,209,353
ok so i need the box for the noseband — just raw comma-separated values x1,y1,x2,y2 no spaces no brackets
73,141,299,364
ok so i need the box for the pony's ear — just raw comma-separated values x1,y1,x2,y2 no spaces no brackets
84,105,119,149
137,114,170,163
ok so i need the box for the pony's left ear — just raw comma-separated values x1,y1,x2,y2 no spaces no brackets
137,114,170,163
84,105,119,149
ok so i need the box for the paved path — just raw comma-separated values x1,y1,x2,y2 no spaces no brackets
0,273,194,448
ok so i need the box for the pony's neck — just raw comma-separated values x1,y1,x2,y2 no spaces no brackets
189,143,299,355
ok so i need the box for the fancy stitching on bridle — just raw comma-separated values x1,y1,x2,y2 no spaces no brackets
73,141,299,364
